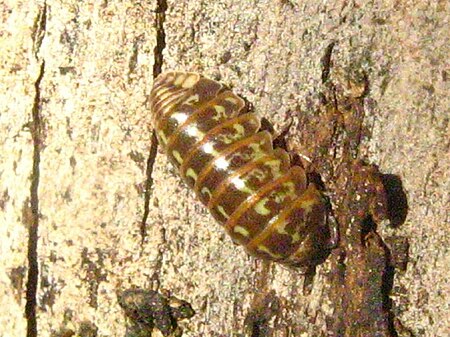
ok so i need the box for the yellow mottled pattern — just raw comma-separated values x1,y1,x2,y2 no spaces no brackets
253,181,296,216
201,142,220,157
224,96,239,104
159,89,175,102
158,130,168,145
274,219,302,243
170,112,189,125
231,176,255,195
233,226,250,237
186,168,198,181
257,245,282,259
174,73,186,86
162,73,175,83
222,140,264,168
172,150,183,164
273,181,296,203
233,123,245,136
247,142,267,160
264,159,283,177
215,123,247,145
216,205,230,220
299,198,316,213
201,187,212,199
254,197,271,216
182,74,199,88
211,105,227,121
157,91,187,119
184,94,199,105
185,125,205,140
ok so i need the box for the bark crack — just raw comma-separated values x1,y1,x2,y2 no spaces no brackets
140,0,168,247
140,131,159,247
25,4,47,337
152,0,168,77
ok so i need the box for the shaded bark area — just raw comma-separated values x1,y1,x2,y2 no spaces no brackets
291,53,413,337
288,62,402,337
327,164,392,337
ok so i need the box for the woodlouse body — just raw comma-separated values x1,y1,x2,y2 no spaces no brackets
150,71,330,268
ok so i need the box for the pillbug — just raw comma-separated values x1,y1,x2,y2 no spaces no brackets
150,71,332,268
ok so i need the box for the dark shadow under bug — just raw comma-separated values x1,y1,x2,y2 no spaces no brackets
380,174,409,228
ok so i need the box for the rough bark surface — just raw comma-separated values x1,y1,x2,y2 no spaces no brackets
1,1,448,337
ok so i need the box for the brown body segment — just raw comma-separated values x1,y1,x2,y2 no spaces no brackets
150,71,330,268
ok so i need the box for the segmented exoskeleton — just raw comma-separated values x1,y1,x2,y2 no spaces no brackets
150,71,331,268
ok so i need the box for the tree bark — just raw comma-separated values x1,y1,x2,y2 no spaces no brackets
1,1,448,336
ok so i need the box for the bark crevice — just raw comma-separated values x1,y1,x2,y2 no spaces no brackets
140,0,168,247
25,4,47,337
